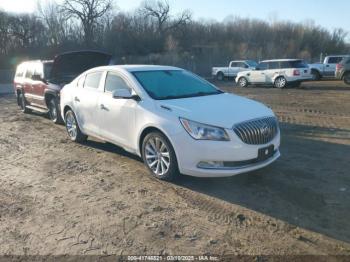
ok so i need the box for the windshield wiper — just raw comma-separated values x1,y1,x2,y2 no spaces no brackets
158,91,222,100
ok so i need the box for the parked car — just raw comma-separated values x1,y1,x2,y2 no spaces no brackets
14,50,113,123
236,59,312,89
212,60,258,81
60,65,281,181
309,55,350,80
335,57,350,85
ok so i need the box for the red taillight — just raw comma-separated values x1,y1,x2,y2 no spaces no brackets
293,69,300,76
336,63,343,70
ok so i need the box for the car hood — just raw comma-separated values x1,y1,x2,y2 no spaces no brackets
49,51,112,85
157,93,275,128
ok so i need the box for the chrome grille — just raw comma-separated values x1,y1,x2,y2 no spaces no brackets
233,117,279,145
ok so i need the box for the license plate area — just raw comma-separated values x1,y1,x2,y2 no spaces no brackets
258,145,275,161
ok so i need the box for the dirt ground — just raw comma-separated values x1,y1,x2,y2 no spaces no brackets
0,80,350,257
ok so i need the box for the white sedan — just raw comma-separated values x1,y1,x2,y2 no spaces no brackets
60,65,280,181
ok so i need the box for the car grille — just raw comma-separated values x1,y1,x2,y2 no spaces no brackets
233,117,279,145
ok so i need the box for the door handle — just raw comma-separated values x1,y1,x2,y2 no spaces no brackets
74,96,80,102
100,104,108,110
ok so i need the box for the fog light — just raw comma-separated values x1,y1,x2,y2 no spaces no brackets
197,161,224,169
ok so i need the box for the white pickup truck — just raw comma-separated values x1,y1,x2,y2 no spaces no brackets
212,60,258,81
309,55,350,80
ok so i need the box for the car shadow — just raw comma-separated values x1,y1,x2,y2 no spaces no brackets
73,120,350,244
174,123,350,244
83,140,143,162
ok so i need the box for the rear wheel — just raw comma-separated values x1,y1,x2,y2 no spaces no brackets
238,77,248,88
48,97,63,124
216,72,224,81
19,92,31,113
344,72,350,85
64,110,87,143
274,76,287,89
142,132,179,181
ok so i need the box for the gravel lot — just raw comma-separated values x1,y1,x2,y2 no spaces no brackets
0,81,350,256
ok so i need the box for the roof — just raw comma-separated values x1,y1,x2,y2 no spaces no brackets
261,59,303,62
230,60,254,63
94,65,182,72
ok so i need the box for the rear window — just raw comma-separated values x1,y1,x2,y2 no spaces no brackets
25,67,33,79
15,66,25,77
280,60,308,69
84,72,103,89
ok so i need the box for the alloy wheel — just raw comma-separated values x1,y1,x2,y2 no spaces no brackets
145,136,171,176
65,111,77,140
275,77,286,88
239,77,248,87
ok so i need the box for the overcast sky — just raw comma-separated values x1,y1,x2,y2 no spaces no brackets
1,0,349,33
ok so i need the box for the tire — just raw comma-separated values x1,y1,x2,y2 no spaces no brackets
216,72,224,81
142,131,179,181
311,70,321,81
48,97,63,124
19,92,31,113
237,77,248,88
274,76,287,89
344,72,350,85
64,110,87,143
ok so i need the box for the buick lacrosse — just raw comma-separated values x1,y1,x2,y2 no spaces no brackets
60,65,280,181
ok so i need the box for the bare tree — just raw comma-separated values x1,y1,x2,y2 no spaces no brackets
38,0,71,46
140,0,191,34
60,0,113,46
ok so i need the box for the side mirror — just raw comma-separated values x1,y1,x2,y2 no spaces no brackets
112,89,140,101
32,74,43,81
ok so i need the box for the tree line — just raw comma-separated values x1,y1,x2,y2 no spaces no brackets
0,0,349,75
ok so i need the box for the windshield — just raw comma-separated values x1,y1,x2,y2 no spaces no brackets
246,60,258,67
132,70,222,100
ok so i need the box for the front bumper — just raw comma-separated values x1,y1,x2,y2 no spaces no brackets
170,128,281,178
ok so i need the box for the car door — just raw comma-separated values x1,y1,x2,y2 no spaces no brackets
23,65,34,104
264,61,280,83
237,62,249,74
31,62,46,108
325,57,343,76
249,62,268,83
74,71,103,136
96,71,137,148
228,62,239,77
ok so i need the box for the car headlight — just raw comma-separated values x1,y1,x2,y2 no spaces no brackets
180,118,230,141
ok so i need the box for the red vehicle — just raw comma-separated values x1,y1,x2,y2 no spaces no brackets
14,51,113,123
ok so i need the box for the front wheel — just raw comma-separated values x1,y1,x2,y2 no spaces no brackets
64,110,87,143
48,97,63,124
238,77,248,88
142,132,179,181
274,76,287,89
344,73,350,85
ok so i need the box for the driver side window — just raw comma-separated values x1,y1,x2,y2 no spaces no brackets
257,62,268,70
104,72,131,93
